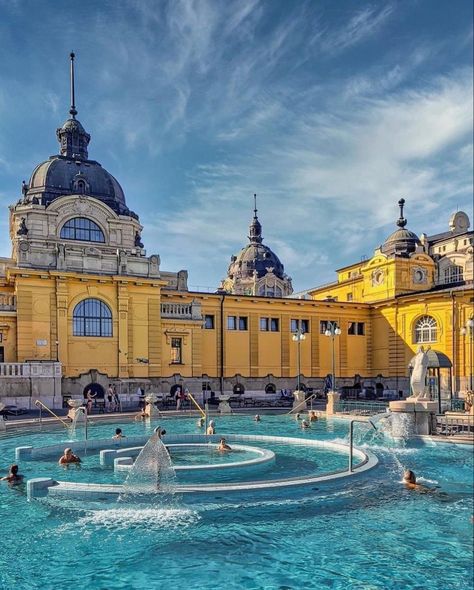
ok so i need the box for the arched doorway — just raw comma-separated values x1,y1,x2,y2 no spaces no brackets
83,383,105,399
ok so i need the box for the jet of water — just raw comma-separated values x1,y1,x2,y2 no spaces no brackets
119,431,177,504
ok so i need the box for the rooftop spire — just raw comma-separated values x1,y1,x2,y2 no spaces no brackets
249,193,263,244
69,52,77,118
396,198,407,228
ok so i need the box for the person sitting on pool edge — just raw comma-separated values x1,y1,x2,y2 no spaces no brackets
1,464,24,485
206,420,215,435
113,428,125,439
135,408,147,421
218,438,232,452
58,448,81,466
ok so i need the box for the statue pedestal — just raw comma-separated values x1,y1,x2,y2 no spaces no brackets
219,394,232,414
389,399,438,435
326,392,340,416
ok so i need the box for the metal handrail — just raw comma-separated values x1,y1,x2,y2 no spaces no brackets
34,400,70,428
349,419,377,472
286,392,320,415
186,393,206,418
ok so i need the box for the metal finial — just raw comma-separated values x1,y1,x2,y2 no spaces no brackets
397,198,407,228
253,193,257,218
69,51,77,118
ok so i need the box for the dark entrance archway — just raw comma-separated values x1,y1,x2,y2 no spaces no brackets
83,383,105,399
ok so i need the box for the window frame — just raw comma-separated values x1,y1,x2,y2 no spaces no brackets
204,315,215,330
414,315,438,344
170,337,182,364
60,217,105,243
73,298,112,337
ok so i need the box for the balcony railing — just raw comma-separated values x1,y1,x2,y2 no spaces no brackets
160,300,202,320
0,362,61,378
0,294,16,311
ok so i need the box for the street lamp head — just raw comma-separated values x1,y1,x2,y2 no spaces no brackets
460,327,467,336
467,318,474,329
292,334,298,342
335,327,342,336
324,330,331,337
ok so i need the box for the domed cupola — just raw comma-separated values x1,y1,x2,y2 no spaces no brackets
219,195,293,297
20,53,134,218
381,198,420,257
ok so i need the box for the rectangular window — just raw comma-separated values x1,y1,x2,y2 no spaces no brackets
227,316,236,330
204,315,215,329
347,293,353,301
238,317,248,331
270,318,279,332
348,322,365,336
320,320,337,334
171,338,182,364
260,317,269,331
291,319,309,333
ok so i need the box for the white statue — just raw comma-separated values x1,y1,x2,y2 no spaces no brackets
409,346,430,400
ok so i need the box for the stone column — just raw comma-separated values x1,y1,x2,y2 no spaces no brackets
326,392,341,416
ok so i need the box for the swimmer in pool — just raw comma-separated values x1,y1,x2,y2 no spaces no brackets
218,438,232,452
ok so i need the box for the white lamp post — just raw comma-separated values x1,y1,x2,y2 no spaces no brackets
325,322,341,393
460,318,474,391
292,328,306,392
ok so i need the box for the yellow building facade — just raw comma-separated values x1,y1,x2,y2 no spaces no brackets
0,63,472,408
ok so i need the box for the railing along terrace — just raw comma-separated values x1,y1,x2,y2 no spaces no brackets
436,414,474,437
0,293,16,311
160,302,193,318
0,362,61,378
335,400,389,416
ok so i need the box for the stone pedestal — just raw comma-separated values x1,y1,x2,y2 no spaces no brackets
326,392,340,416
219,394,232,414
389,399,438,435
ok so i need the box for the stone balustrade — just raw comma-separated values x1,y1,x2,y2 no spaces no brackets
160,299,202,320
0,293,16,311
0,362,61,378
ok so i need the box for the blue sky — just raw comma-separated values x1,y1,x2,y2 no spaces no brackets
0,0,472,292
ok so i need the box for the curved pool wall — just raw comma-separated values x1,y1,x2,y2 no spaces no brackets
113,443,276,473
20,433,378,503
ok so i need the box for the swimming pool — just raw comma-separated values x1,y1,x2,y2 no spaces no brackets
0,414,472,589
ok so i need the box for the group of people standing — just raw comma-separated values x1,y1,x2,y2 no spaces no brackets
84,384,120,414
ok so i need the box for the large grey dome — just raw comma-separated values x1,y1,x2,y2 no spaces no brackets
20,52,134,217
27,155,131,216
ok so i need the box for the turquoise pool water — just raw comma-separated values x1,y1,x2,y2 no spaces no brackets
0,414,472,589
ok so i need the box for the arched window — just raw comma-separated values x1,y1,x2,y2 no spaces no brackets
73,299,112,337
60,218,105,243
414,316,437,343
77,180,86,194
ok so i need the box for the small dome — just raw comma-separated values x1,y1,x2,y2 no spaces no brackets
227,243,285,280
381,198,419,257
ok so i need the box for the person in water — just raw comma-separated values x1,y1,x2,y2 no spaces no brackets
309,411,318,422
206,420,215,435
301,419,310,429
295,413,301,421
154,426,167,439
254,414,261,422
1,464,23,485
197,416,205,428
113,428,125,439
218,438,232,452
403,470,430,492
59,448,81,466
